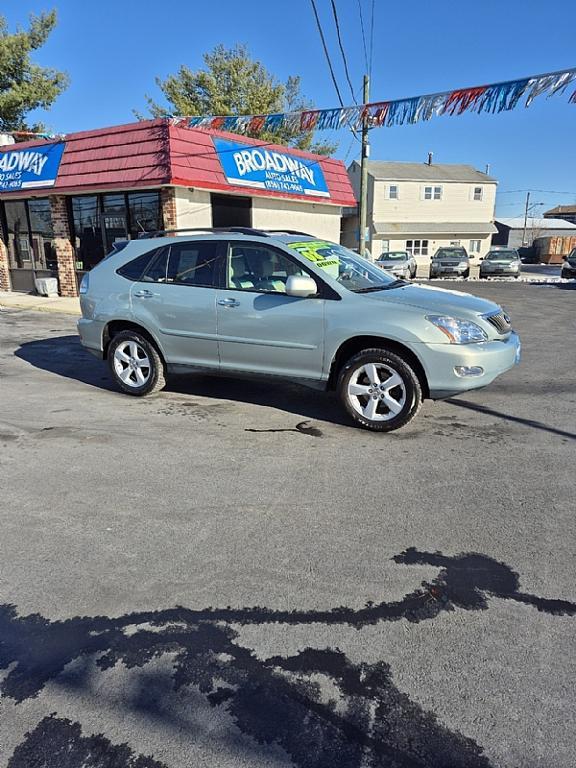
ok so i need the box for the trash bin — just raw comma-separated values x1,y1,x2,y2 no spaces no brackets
34,277,59,297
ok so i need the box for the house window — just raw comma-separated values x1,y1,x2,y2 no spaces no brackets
406,239,429,256
388,185,399,199
473,187,483,201
469,239,481,253
424,186,442,200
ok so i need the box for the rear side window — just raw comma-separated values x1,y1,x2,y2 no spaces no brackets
117,249,159,281
167,241,220,287
141,247,169,282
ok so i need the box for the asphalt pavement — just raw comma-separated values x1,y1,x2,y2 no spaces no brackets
0,281,575,768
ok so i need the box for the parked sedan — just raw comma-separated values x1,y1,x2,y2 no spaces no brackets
561,249,576,279
479,249,521,278
376,251,417,279
429,247,470,279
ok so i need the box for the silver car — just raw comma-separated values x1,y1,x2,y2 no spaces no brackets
479,249,522,278
78,230,521,432
376,251,417,279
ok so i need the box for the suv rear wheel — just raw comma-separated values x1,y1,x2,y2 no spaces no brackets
108,330,166,396
337,348,422,431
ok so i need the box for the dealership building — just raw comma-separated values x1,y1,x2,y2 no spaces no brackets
0,118,355,296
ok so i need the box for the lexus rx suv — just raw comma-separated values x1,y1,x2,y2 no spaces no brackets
78,229,521,432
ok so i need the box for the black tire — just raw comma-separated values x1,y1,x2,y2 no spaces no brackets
107,330,166,397
463,268,470,279
337,348,422,432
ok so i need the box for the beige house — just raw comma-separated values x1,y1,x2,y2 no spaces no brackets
342,161,498,264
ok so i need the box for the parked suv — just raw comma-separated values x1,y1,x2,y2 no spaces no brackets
561,248,576,279
78,229,521,432
429,247,470,279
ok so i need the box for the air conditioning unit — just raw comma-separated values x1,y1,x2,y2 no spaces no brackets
34,277,59,297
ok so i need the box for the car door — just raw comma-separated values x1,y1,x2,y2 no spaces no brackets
216,240,326,380
130,240,224,368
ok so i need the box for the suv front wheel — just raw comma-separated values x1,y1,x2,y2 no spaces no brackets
337,348,422,431
108,330,166,396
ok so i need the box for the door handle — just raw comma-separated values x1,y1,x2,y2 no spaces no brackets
218,298,240,308
133,289,154,298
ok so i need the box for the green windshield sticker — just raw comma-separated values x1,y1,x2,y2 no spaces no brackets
290,241,340,278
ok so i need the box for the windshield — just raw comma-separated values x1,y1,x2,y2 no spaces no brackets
287,240,402,292
485,251,518,261
379,252,408,261
433,248,467,260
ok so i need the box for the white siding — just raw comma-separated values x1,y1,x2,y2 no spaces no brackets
174,188,212,228
251,197,342,242
372,179,496,224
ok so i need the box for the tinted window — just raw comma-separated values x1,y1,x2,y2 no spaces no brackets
141,247,169,282
167,241,220,287
117,250,159,281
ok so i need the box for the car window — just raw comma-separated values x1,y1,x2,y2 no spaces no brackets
167,241,220,287
379,252,407,261
117,249,160,281
141,246,169,282
227,243,307,293
486,251,516,261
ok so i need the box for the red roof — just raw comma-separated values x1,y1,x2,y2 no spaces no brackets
0,118,356,206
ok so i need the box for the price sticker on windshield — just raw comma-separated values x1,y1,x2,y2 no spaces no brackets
289,241,340,278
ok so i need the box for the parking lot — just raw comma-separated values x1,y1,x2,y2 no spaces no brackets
0,281,575,768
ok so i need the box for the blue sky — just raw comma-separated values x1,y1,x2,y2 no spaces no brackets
3,0,575,216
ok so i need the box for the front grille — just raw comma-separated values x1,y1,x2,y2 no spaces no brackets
485,310,512,334
441,261,458,267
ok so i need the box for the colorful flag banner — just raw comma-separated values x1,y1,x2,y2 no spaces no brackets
179,66,576,136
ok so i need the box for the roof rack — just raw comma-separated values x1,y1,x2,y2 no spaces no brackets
137,227,271,239
262,229,314,237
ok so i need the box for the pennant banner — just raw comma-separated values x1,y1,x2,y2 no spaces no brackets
180,66,576,136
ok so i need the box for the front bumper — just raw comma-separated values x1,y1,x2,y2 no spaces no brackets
417,331,521,399
480,267,520,277
430,265,468,277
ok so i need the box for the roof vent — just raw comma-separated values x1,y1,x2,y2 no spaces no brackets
427,151,433,166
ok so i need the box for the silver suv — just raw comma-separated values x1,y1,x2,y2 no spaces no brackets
78,229,521,432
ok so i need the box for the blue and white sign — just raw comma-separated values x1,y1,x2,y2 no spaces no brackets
213,137,330,198
0,142,65,192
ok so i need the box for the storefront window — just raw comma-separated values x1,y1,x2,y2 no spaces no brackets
5,201,31,269
128,192,161,239
72,195,102,271
28,199,57,270
71,190,162,272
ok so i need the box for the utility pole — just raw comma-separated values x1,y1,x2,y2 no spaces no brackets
522,191,530,246
358,74,370,259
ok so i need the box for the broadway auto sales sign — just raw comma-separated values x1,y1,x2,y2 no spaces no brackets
0,142,66,192
213,137,330,198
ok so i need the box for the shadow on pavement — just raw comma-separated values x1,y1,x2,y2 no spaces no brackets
14,335,348,426
3,548,576,767
447,398,576,441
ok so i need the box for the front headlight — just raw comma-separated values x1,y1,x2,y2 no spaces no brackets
426,315,488,343
458,261,468,268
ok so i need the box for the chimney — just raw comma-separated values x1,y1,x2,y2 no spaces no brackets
485,164,490,175
427,152,433,166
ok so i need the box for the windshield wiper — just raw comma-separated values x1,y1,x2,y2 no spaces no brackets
354,280,405,293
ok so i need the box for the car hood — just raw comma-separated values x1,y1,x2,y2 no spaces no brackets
365,283,499,316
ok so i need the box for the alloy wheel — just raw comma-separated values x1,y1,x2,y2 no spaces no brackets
346,362,407,422
113,341,151,388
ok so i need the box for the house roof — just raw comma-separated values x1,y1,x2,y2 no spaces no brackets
373,221,497,236
355,161,497,184
495,217,576,230
543,205,576,216
0,119,356,207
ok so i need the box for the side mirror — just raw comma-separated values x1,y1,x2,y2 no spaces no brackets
479,257,484,261
562,254,568,261
286,274,318,297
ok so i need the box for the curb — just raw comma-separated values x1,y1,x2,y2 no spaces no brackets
0,301,81,316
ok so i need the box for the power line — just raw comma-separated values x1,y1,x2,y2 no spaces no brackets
330,0,357,103
368,0,375,79
498,189,576,196
357,0,369,73
309,0,345,107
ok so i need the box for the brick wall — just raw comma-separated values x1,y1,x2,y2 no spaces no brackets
160,187,177,230
0,237,11,291
50,196,78,297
